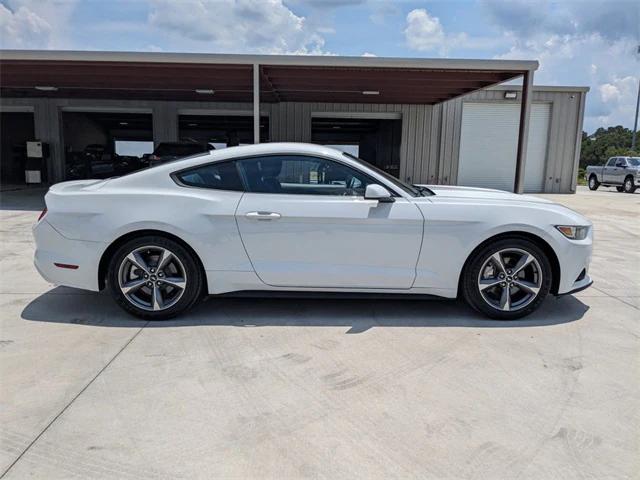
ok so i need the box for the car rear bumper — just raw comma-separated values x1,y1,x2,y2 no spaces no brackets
33,219,104,291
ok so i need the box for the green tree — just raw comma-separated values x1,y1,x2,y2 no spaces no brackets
579,126,639,168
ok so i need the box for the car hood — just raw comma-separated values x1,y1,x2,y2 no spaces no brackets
419,185,554,204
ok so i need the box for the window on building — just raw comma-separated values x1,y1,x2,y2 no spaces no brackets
115,140,154,158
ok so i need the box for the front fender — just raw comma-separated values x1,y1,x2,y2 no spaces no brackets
413,200,588,292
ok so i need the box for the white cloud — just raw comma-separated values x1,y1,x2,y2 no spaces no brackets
483,0,640,131
0,0,77,49
289,0,365,7
403,8,500,55
369,2,400,26
404,9,446,54
148,0,330,55
496,33,639,132
598,75,638,121
599,83,621,103
481,0,638,42
361,51,376,57
0,2,51,48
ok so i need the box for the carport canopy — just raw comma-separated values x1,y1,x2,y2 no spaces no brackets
0,50,538,192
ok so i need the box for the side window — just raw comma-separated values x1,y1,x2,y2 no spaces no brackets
237,155,373,196
616,158,627,167
174,161,244,191
607,157,619,167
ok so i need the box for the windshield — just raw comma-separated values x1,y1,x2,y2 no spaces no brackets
342,153,431,196
628,158,640,166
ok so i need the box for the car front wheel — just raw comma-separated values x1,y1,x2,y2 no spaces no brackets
107,236,203,319
462,238,552,320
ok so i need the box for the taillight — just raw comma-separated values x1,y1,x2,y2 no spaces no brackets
37,207,47,222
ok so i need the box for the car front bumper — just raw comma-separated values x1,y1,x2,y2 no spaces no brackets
558,277,593,296
553,229,593,295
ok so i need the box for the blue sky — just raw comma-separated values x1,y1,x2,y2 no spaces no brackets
1,0,638,133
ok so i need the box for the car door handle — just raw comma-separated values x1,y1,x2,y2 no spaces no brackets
245,211,281,220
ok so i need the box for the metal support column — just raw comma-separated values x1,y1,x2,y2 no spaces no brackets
152,103,178,148
514,69,534,193
253,63,260,144
632,78,639,150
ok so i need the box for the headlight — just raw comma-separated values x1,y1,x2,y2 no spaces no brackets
555,225,589,240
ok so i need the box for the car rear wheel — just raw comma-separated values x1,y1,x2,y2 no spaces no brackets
623,176,636,193
462,238,552,320
588,175,599,190
107,236,203,320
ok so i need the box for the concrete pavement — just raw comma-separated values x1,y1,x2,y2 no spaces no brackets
0,186,638,479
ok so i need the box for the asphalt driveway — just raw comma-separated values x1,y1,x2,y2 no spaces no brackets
0,186,638,479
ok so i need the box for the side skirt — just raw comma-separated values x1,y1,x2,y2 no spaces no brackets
212,290,446,301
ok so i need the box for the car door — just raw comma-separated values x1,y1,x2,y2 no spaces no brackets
234,154,424,289
603,157,618,183
614,158,628,183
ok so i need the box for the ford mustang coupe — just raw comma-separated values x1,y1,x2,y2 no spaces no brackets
33,143,593,320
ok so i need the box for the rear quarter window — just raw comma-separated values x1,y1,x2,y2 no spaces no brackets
174,161,244,191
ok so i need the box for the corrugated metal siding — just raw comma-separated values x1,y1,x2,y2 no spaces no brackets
269,102,439,187
437,89,586,192
457,102,551,192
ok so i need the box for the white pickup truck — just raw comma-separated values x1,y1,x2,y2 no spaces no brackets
586,156,639,193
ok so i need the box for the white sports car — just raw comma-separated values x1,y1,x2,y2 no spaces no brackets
33,143,593,320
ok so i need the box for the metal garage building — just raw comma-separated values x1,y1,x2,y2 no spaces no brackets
0,50,587,193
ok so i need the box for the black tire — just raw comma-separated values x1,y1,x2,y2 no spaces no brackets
588,175,599,190
623,176,636,193
107,235,203,320
616,186,625,192
461,237,552,320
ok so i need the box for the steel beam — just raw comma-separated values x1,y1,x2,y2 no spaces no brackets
514,70,534,193
253,63,260,144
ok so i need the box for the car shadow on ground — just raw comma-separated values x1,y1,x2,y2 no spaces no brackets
21,287,589,333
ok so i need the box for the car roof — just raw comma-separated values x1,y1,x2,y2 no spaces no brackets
168,142,346,165
210,142,344,158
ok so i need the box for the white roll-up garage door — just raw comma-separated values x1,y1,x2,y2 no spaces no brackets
457,102,551,192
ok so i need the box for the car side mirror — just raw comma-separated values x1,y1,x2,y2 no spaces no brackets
364,184,395,203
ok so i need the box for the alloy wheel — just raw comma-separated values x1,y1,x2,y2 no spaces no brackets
118,245,187,311
625,178,633,192
477,248,542,312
